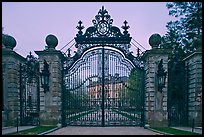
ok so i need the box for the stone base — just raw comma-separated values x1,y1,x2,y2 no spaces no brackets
2,111,8,127
149,119,168,127
5,111,19,126
40,119,58,125
147,110,168,127
40,111,61,125
188,110,202,127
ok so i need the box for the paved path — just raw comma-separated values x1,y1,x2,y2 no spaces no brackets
2,126,36,135
47,126,162,135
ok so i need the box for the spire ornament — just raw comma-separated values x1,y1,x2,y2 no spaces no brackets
76,20,84,36
122,20,130,36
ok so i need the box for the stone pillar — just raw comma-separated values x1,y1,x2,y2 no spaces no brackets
2,34,26,126
35,34,65,125
183,42,202,127
143,34,171,127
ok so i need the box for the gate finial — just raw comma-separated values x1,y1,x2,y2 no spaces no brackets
76,20,84,36
122,20,130,35
98,6,107,21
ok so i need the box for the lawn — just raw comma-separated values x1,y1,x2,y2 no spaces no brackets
112,108,140,121
151,127,200,135
10,125,57,135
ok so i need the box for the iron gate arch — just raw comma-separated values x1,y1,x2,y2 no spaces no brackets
62,6,145,127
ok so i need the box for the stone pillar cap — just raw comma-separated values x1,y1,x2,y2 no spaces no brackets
45,34,58,50
149,33,161,49
2,34,17,50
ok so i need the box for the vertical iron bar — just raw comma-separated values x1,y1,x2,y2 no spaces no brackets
61,65,66,127
71,74,73,124
80,61,82,122
186,63,189,126
106,51,108,124
84,60,87,125
37,70,40,125
101,46,105,127
118,58,120,121
19,63,23,126
17,116,18,133
98,52,100,123
76,68,80,122
192,118,195,132
91,56,93,123
75,72,77,124
115,56,117,122
141,69,145,127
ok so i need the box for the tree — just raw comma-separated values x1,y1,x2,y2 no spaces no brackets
167,2,202,35
161,2,202,126
128,68,143,108
161,2,202,58
119,68,143,111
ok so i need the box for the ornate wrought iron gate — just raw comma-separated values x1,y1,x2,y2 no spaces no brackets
62,6,144,127
19,52,40,126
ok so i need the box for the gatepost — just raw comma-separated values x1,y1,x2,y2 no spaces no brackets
35,34,65,126
2,34,26,126
143,33,171,127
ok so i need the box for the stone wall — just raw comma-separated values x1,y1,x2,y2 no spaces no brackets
2,45,26,126
183,51,202,127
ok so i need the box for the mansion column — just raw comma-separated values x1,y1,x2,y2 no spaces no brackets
35,34,65,125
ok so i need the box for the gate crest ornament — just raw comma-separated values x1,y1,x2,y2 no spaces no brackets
71,6,140,69
93,6,112,36
75,6,131,45
65,6,144,71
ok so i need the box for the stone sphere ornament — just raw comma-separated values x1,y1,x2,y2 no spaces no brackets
45,34,58,50
2,34,17,50
149,33,161,48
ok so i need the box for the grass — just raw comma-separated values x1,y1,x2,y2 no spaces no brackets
112,108,140,121
66,108,98,124
9,125,57,135
151,127,200,135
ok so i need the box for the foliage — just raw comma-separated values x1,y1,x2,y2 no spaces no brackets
161,2,202,126
167,60,188,126
161,2,202,60
128,68,143,108
63,74,89,112
64,89,88,112
119,68,143,109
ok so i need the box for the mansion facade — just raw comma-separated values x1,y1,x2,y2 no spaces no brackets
87,74,128,108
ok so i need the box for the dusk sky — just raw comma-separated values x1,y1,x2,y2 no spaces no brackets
2,2,177,58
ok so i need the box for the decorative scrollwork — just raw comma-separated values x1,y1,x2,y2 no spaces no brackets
75,6,131,46
68,6,144,71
